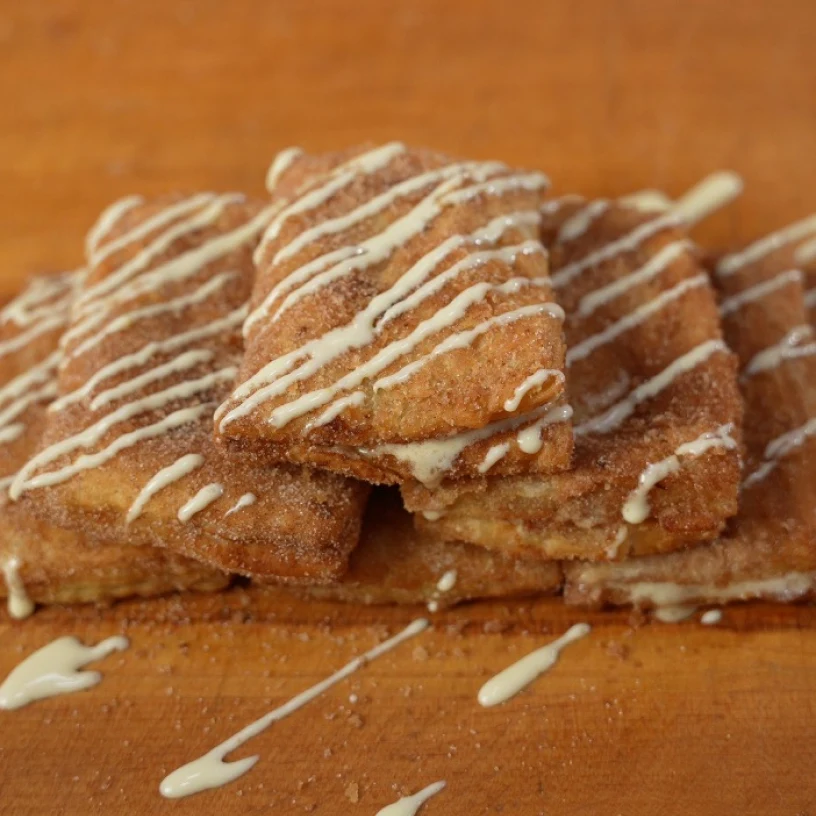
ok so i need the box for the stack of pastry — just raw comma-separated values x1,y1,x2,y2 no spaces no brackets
1,142,814,617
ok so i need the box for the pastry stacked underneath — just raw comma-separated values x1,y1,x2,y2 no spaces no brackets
1,143,814,618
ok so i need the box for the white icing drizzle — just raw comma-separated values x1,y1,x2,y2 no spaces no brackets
441,172,549,205
177,483,224,523
375,781,446,816
0,381,58,439
252,164,511,326
0,314,69,362
577,240,692,318
558,199,610,242
575,339,728,436
743,417,816,488
160,619,429,799
368,402,571,487
226,211,545,432
51,306,246,412
89,194,217,267
225,492,256,517
742,325,816,378
516,403,573,454
478,442,511,474
619,190,674,213
233,276,555,432
0,424,24,444
85,196,144,256
2,557,34,620
0,350,61,410
10,404,213,498
610,573,815,607
478,623,591,707
653,605,697,623
126,453,205,523
0,274,75,329
0,635,129,710
552,213,680,290
422,510,443,521
374,296,562,393
504,368,563,412
308,391,366,429
795,236,816,265
70,271,236,361
265,147,304,192
255,143,407,268
719,268,802,316
806,289,816,310
436,570,457,592
700,609,722,625
567,274,708,367
622,424,737,524
672,171,743,226
718,214,816,277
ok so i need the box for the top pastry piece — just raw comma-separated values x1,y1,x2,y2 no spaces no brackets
9,194,369,583
403,199,743,561
216,143,571,487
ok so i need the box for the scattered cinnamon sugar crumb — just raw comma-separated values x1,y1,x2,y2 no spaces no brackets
344,782,359,803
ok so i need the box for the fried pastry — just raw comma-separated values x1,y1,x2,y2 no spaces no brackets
0,274,226,613
565,220,816,607
9,196,369,582
216,143,572,486
403,199,743,561
280,489,562,607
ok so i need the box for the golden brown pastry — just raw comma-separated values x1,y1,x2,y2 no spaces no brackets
403,199,743,561
277,488,562,607
9,196,369,583
0,274,226,613
565,220,816,607
216,143,571,487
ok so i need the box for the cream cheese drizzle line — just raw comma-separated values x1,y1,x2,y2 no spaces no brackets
0,350,62,410
0,314,70,362
225,242,556,432
603,573,816,608
225,492,256,517
85,195,144,256
719,268,803,316
0,273,75,328
567,274,708,366
742,417,816,489
622,424,738,524
159,618,429,799
376,781,446,816
557,199,610,243
67,202,274,356
743,325,816,378
0,381,58,439
718,213,816,277
427,570,458,612
51,305,246,412
621,171,743,226
255,143,407,266
126,453,205,523
265,146,304,192
796,236,816,265
246,161,539,330
178,483,224,522
0,635,128,710
2,557,34,620
478,623,591,707
368,402,572,487
10,403,212,498
653,606,697,623
700,609,723,625
551,213,680,290
575,339,728,436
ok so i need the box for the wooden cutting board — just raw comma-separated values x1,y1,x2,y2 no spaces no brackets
1,1,815,814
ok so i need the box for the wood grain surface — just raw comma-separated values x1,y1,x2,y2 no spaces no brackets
0,1,815,814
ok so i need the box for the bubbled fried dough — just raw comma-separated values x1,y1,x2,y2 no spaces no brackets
404,200,743,560
274,489,562,607
216,143,571,486
564,226,816,608
9,197,369,583
0,274,229,611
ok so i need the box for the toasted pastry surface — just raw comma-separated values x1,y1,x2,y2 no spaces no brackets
10,197,369,582
0,274,227,612
565,219,816,607
277,489,562,606
404,200,742,560
217,143,571,486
